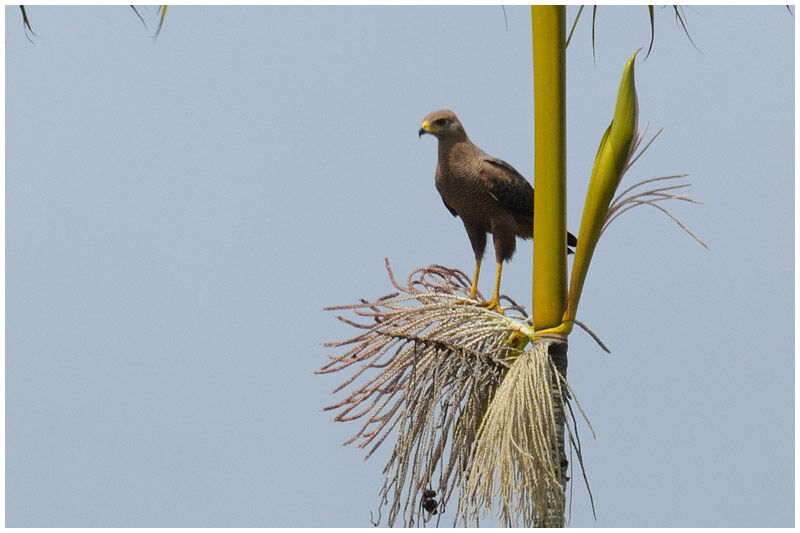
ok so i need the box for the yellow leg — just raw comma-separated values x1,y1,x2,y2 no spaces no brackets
478,262,503,314
468,258,482,299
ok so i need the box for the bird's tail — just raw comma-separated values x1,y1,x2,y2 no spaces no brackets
567,232,577,255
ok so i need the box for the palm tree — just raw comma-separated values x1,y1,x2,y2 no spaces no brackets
321,5,705,527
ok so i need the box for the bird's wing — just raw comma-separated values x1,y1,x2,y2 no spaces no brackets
434,168,458,217
441,197,458,217
480,156,534,219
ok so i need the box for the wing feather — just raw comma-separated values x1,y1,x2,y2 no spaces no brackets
480,156,534,219
434,172,459,217
441,197,458,217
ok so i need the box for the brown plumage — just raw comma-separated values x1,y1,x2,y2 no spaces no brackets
419,109,576,313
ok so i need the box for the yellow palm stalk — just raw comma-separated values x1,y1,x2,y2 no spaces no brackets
531,5,568,331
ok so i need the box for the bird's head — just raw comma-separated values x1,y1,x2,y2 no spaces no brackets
418,109,467,141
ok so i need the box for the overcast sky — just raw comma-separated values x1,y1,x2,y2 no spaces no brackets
5,5,794,527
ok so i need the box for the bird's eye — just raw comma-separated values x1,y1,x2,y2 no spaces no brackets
433,118,448,126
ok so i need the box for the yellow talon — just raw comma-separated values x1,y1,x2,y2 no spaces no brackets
453,258,506,315
478,296,503,314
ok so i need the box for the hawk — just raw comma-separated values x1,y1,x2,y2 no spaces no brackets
419,109,577,314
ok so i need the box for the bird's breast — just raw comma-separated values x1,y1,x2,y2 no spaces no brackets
436,164,501,225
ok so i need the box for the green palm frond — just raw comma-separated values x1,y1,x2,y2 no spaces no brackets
566,5,584,48
20,6,37,43
155,5,167,37
584,5,702,61
130,5,146,27
591,6,598,64
646,6,655,58
672,6,702,53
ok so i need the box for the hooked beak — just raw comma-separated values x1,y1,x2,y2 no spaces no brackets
418,120,431,138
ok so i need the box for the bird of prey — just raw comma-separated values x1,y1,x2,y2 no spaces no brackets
419,109,577,314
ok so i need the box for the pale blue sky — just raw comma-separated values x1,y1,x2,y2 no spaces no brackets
5,5,794,527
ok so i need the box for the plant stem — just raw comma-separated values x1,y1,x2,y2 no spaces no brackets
531,8,569,526
531,5,568,329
